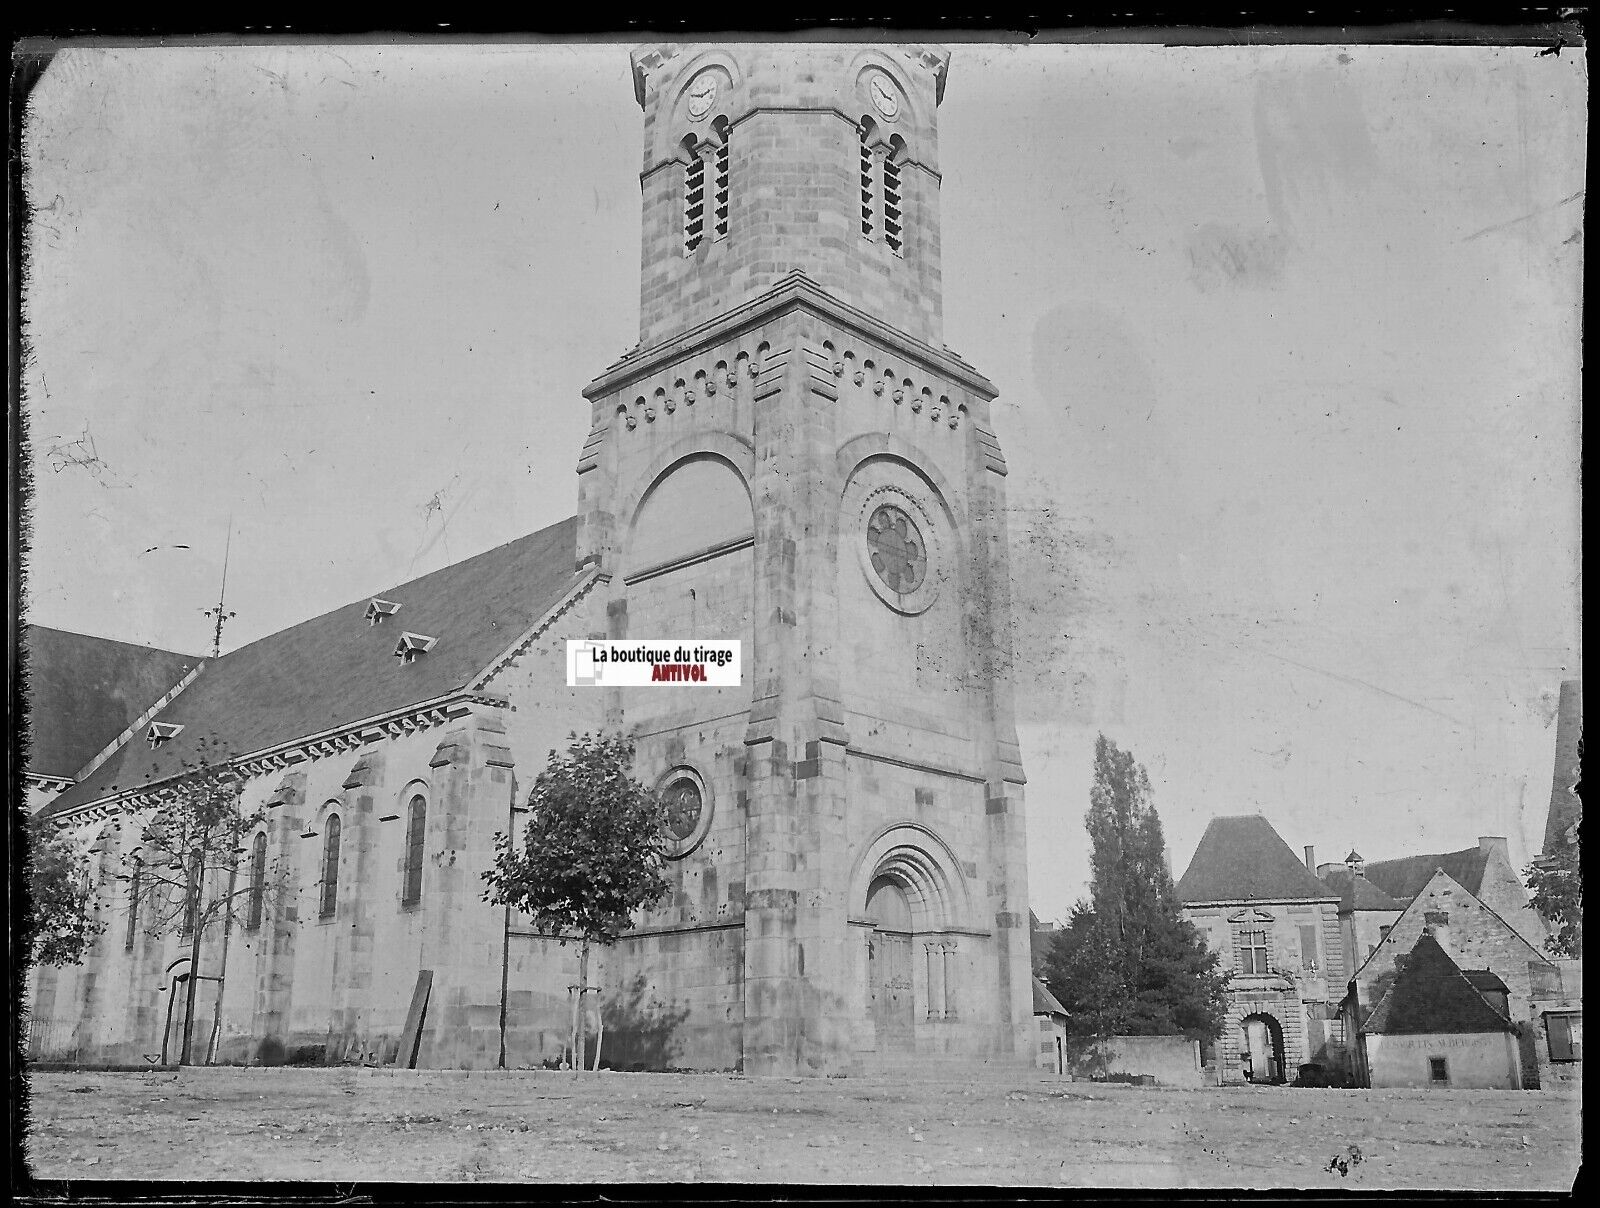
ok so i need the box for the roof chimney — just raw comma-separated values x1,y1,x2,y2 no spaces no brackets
1304,845,1316,873
1424,909,1451,955
1478,836,1509,861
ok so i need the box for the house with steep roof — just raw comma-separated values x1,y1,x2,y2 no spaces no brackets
19,625,202,814
26,43,1038,1078
1340,865,1571,1089
1358,930,1523,1090
1175,815,1345,1085
1357,837,1549,956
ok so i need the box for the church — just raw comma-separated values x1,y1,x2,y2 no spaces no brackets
27,43,1036,1077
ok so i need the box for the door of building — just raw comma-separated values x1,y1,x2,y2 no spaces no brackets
867,878,915,1051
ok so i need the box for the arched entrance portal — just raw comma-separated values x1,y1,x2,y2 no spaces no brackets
1240,1013,1286,1084
866,876,916,1051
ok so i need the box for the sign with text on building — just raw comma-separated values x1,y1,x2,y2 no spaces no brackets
567,640,741,687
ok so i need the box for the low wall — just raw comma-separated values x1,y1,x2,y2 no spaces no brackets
1067,1035,1205,1087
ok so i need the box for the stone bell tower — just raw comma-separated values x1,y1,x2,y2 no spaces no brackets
576,44,1032,1076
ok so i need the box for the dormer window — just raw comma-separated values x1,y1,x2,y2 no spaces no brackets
147,722,184,749
394,632,437,663
366,598,402,626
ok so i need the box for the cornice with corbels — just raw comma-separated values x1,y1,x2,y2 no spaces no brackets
47,693,512,827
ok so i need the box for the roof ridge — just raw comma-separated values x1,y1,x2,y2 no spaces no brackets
43,516,584,817
207,517,580,665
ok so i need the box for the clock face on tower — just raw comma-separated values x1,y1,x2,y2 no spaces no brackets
687,74,718,119
869,74,900,120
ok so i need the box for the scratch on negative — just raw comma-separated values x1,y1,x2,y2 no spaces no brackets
1461,190,1584,242
1230,641,1466,726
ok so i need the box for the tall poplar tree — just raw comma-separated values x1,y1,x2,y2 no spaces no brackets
1040,735,1227,1042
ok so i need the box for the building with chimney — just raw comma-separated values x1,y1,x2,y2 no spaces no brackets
26,43,1034,1077
1175,815,1346,1085
1356,930,1524,1090
1339,866,1569,1088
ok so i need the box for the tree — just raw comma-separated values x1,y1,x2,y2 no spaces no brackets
1040,735,1228,1046
115,733,269,1064
23,811,106,968
481,732,673,1072
1525,838,1582,959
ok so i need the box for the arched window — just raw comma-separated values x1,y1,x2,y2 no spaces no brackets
711,119,730,241
125,855,142,951
882,147,904,254
177,853,197,939
402,794,427,906
246,832,268,930
683,136,706,254
684,126,731,255
859,122,877,239
858,123,905,256
319,815,341,919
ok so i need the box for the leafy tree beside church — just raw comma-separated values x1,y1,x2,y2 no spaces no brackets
23,812,106,968
1039,735,1227,1043
482,732,674,1071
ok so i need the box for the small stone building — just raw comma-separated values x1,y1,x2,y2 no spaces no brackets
1032,977,1068,1074
1176,815,1346,1085
1341,866,1567,1089
1358,931,1523,1090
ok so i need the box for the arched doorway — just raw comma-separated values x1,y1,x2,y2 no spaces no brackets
1240,1013,1286,1084
866,876,915,1051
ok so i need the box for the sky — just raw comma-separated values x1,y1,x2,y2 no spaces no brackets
19,38,1584,923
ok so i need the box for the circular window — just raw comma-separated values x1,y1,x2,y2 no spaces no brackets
867,504,926,594
658,768,712,859
855,486,941,615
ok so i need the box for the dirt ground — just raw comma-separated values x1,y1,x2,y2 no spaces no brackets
19,1065,1582,1190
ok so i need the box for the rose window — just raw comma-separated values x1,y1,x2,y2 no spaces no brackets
662,778,704,843
867,504,926,594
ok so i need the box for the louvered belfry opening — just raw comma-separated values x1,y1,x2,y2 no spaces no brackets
683,138,706,253
882,152,903,253
711,135,730,240
859,124,876,238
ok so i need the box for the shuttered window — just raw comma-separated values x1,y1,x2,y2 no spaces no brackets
882,155,903,253
684,153,706,253
1547,1013,1582,1062
1299,924,1319,970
